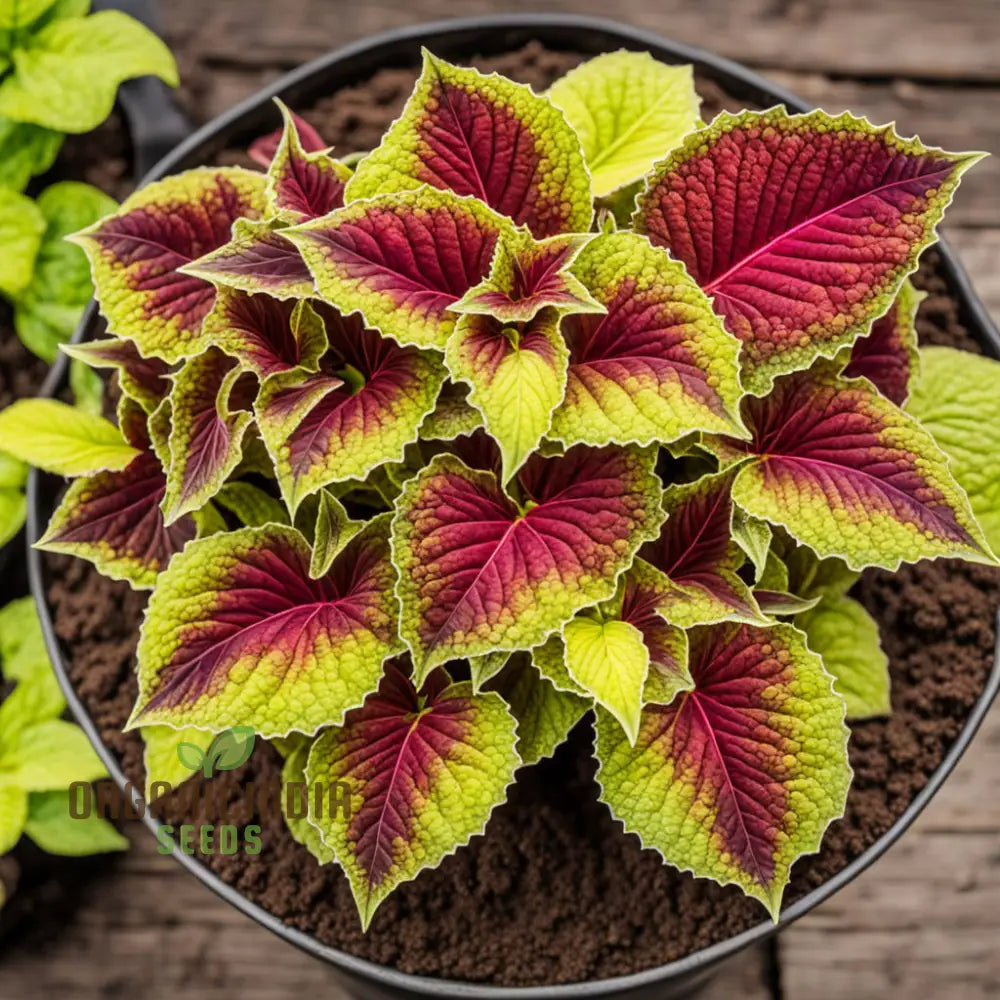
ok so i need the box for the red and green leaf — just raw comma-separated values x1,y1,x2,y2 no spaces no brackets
345,50,592,239
634,109,981,395
305,665,519,928
257,308,446,511
37,450,197,588
61,336,170,414
549,232,746,448
71,168,268,362
160,347,254,524
201,286,327,381
129,518,404,736
451,232,603,323
249,109,326,168
638,471,764,627
842,278,923,406
266,100,352,221
392,445,664,683
596,622,850,917
445,307,568,484
286,187,512,350
182,218,316,301
708,362,993,570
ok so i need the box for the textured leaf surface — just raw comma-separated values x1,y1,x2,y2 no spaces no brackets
141,725,212,800
13,181,117,362
161,347,253,523
346,51,591,238
73,168,268,361
634,109,980,394
258,309,445,510
797,594,890,719
843,279,923,406
183,218,316,300
214,481,289,528
0,116,62,193
418,381,483,441
392,446,663,681
550,232,745,448
305,666,519,928
446,307,568,483
0,399,139,475
715,363,992,569
638,472,763,627
202,287,326,381
488,654,590,765
0,10,177,133
62,337,170,413
23,789,129,855
0,187,44,297
596,622,850,917
287,188,510,349
451,232,602,323
0,719,106,791
564,616,648,744
309,489,361,579
130,519,402,736
281,740,335,864
266,101,351,221
907,346,1000,557
38,450,198,588
548,51,700,197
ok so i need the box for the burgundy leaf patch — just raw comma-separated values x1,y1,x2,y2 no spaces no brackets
634,109,981,394
38,450,197,588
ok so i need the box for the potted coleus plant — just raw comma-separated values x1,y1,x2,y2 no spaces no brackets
12,21,1000,999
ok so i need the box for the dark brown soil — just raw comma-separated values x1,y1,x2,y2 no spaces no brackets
40,45,1000,988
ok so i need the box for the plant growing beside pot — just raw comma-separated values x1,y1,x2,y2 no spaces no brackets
0,596,128,912
0,0,179,551
8,40,1000,953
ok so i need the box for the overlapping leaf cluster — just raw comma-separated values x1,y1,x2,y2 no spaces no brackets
11,48,1000,929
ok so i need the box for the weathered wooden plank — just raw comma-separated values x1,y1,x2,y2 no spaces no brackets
0,827,773,1000
779,704,1000,1000
161,0,1000,83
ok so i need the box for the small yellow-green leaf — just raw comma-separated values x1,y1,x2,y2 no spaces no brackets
907,346,1000,558
0,782,28,854
24,790,129,855
548,51,700,197
0,399,139,475
564,616,649,745
141,725,213,800
0,187,45,297
0,10,178,133
797,594,891,719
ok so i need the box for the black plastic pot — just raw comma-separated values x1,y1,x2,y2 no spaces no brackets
26,14,1000,1000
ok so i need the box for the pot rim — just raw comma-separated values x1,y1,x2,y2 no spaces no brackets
26,13,1000,998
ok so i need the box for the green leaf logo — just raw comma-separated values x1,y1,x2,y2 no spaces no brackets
176,727,255,778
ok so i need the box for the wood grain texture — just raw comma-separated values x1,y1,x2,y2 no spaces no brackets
162,0,1000,81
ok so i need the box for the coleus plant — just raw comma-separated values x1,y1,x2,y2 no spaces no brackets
7,48,1000,930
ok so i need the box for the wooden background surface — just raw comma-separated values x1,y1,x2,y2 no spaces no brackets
3,2,1000,998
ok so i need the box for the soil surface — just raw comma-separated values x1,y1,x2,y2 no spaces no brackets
40,44,1000,987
